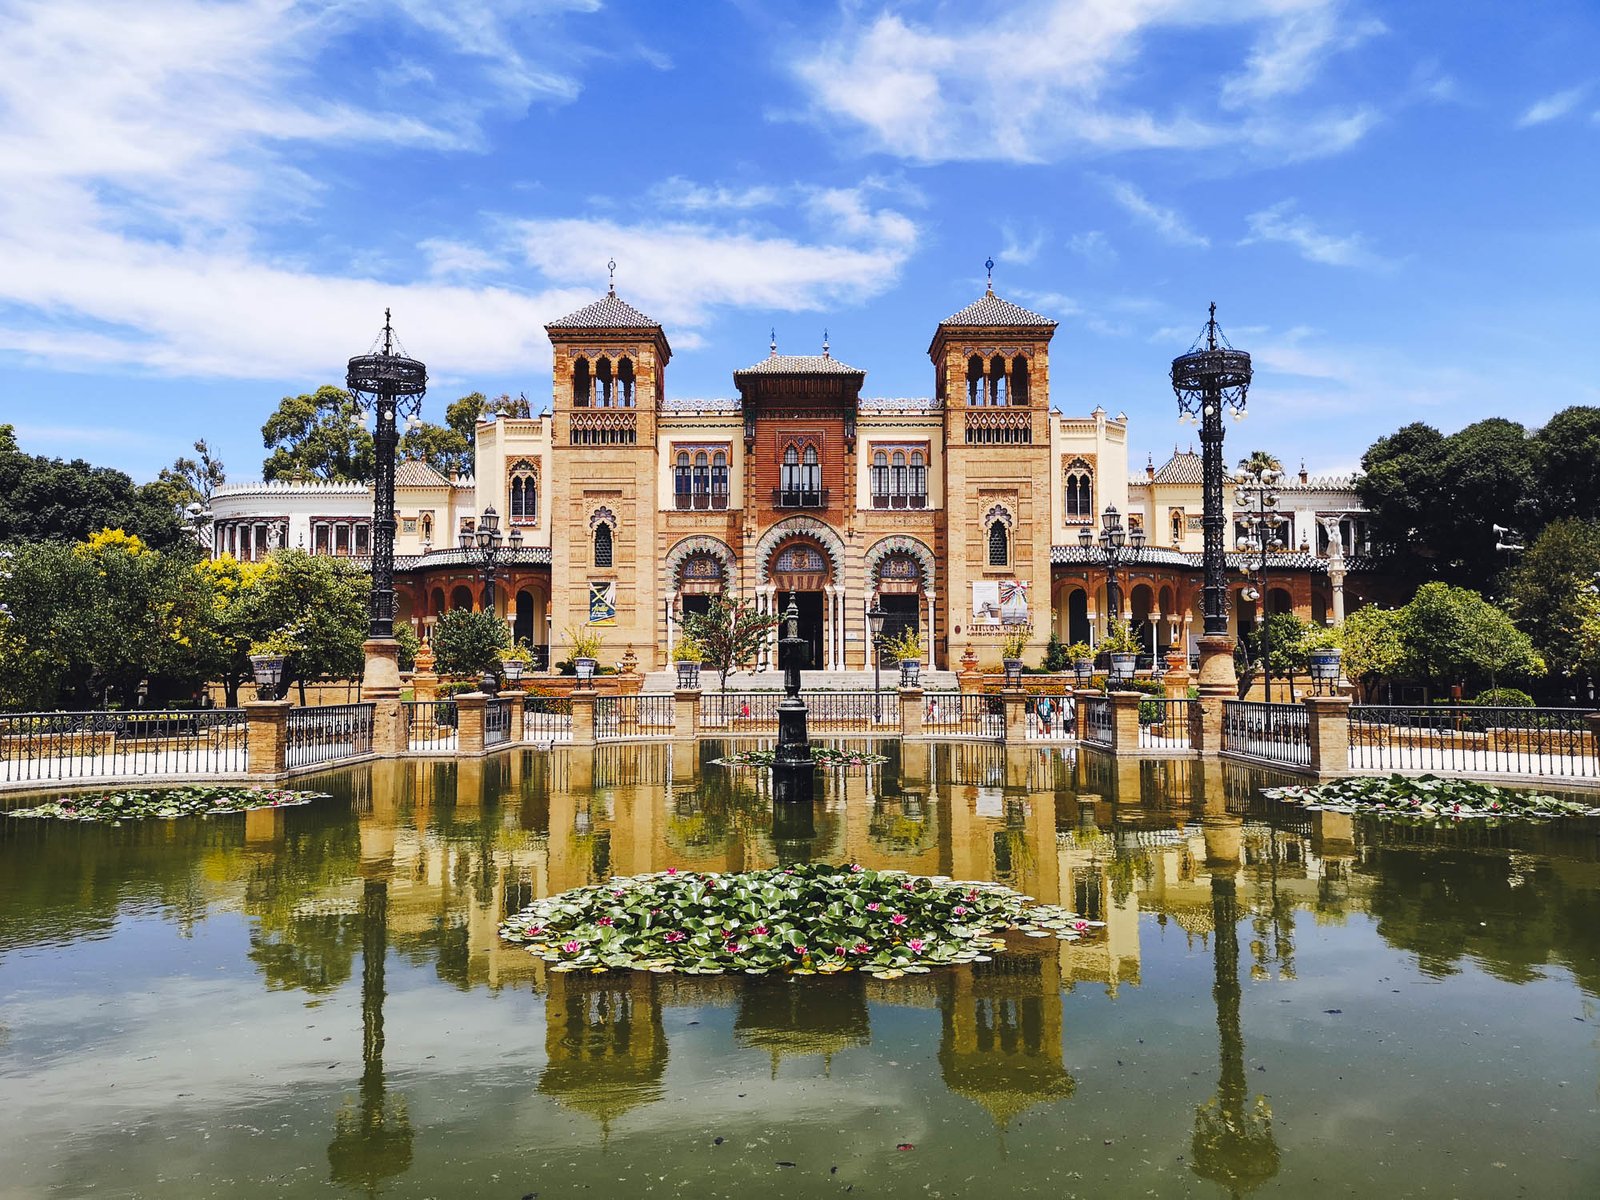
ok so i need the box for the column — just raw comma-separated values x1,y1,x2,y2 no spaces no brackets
455,692,487,755
245,701,290,777
666,594,677,662
925,591,937,670
1108,690,1142,758
1330,568,1346,624
822,586,835,670
500,691,526,746
1304,695,1352,778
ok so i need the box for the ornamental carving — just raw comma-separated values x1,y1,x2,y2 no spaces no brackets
588,505,617,530
755,516,846,584
865,535,935,591
664,535,737,588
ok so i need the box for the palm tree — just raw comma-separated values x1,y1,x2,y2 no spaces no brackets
1236,450,1283,483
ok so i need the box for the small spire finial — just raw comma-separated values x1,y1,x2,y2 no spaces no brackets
382,307,393,356
607,258,617,296
822,327,830,358
984,256,995,295
769,327,777,356
1206,301,1217,351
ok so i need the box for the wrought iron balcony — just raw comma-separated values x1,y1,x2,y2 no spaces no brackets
773,488,829,509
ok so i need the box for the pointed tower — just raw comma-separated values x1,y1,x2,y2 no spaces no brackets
929,262,1058,663
545,271,671,668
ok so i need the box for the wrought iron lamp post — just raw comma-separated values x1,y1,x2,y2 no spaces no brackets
459,506,521,691
1078,504,1146,681
774,592,814,804
867,600,888,722
1234,473,1287,703
1171,304,1252,696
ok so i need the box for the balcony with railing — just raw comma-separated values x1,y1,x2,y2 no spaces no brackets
674,492,730,511
772,488,829,509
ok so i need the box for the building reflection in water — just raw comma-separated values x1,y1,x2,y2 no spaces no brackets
539,971,668,1134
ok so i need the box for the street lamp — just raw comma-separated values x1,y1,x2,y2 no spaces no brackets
867,599,888,722
459,505,521,690
1079,504,1146,679
1235,472,1286,703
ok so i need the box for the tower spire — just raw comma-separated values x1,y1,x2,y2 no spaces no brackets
607,258,617,296
770,327,777,357
985,256,995,296
822,327,830,358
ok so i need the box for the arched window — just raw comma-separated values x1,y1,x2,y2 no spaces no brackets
910,451,927,507
779,442,822,507
693,452,710,508
989,355,1007,406
781,444,801,499
509,460,538,522
871,451,889,506
890,451,907,507
595,357,613,407
593,522,613,568
674,452,691,509
711,451,728,509
966,355,985,405
1172,511,1183,544
572,357,590,407
617,356,635,407
802,444,819,498
420,513,433,544
1064,461,1093,519
1011,356,1029,405
988,520,1009,567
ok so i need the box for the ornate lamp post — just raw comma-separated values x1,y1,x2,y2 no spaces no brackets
1172,304,1252,697
1078,504,1146,681
867,599,888,722
1234,473,1287,703
774,593,814,804
347,311,426,740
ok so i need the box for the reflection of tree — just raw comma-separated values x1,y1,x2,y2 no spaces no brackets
327,879,412,1195
1247,824,1297,982
1191,874,1279,1196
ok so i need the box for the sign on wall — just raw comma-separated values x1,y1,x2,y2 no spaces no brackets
588,581,616,626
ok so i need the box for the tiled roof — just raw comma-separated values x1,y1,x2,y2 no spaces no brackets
859,397,941,413
387,547,552,572
545,292,662,331
734,352,864,378
1050,545,1380,573
938,291,1057,328
394,460,452,488
1152,451,1203,484
660,397,742,412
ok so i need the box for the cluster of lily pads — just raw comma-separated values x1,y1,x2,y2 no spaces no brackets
1263,773,1600,824
5,785,329,823
718,745,888,769
499,862,1099,979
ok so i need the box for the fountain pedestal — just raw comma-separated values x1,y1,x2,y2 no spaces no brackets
773,593,813,805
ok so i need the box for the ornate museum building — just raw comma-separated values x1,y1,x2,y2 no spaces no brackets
209,281,1376,672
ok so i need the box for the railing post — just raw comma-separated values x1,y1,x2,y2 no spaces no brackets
570,685,598,747
455,692,487,755
500,691,525,746
1003,690,1029,743
244,701,290,777
1191,693,1227,758
673,687,700,738
1108,690,1143,757
360,636,405,759
1074,689,1096,742
1304,695,1352,778
900,686,925,739
1586,713,1600,773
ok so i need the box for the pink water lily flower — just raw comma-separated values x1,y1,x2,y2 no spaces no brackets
953,905,968,917
562,940,580,954
891,914,908,926
665,930,686,943
908,939,926,953
526,925,545,936
596,916,613,926
1072,920,1088,931
666,867,678,876
866,902,881,911
752,925,769,937
850,864,864,873
726,943,743,954
853,942,872,954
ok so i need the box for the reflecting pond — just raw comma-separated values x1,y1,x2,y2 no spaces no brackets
4,743,1600,1198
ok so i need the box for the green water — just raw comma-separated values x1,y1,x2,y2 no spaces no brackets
3,742,1600,1198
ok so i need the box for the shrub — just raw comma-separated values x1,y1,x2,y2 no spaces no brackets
1472,687,1535,708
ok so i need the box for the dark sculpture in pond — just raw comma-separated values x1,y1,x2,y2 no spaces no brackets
773,592,814,805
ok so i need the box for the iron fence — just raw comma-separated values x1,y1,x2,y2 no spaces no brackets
524,696,573,744
1139,698,1194,752
1222,701,1309,768
1022,692,1075,741
1080,696,1113,747
698,690,899,734
403,700,457,753
1349,705,1598,779
0,708,248,783
921,691,1004,739
285,703,374,769
484,698,512,747
596,694,676,739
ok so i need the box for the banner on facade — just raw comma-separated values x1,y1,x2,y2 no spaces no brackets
588,581,616,626
999,578,1030,625
972,580,1000,621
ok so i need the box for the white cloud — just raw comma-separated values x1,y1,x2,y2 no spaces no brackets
1241,200,1385,268
1517,84,1589,128
649,177,785,211
1066,230,1117,266
1101,178,1209,248
998,224,1048,266
790,0,1380,165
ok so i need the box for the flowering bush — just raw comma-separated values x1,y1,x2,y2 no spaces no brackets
500,863,1099,979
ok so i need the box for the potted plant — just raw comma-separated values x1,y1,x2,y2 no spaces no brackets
1099,623,1141,685
1305,623,1344,694
565,624,603,683
672,635,704,690
882,627,925,687
247,627,300,700
499,639,534,688
1064,641,1095,684
1000,625,1030,689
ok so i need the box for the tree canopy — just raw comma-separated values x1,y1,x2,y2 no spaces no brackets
1506,519,1600,681
681,593,779,690
0,424,182,548
261,386,375,482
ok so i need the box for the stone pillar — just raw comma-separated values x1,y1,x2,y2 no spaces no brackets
1161,648,1190,699
500,690,526,745
455,692,487,755
925,591,937,670
673,688,700,738
411,641,439,703
900,686,925,738
1191,632,1234,758
1003,691,1029,743
361,636,405,758
569,686,598,747
245,700,290,777
1330,567,1346,624
1075,688,1096,742
1108,690,1143,757
1305,695,1352,778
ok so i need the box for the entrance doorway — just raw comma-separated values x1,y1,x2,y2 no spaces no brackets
878,594,919,664
681,594,712,621
777,591,824,672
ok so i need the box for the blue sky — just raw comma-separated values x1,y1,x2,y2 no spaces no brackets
2,0,1598,484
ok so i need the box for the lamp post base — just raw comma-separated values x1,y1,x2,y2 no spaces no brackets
362,637,405,756
1192,633,1237,758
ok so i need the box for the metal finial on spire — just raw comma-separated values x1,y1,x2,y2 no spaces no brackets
985,256,995,295
607,258,617,296
822,327,830,358
383,307,393,356
770,327,777,356
1206,301,1218,351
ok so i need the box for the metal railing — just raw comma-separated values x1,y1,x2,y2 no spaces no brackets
922,691,1004,739
1349,705,1598,779
403,700,457,752
772,488,829,509
285,703,374,769
1022,693,1075,741
1080,696,1113,747
699,690,899,733
596,694,676,739
484,698,512,747
1140,697,1194,751
0,709,247,783
1222,701,1309,768
524,696,573,743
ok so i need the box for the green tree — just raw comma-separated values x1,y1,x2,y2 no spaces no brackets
429,609,508,682
1359,422,1447,569
1341,605,1406,702
1505,519,1600,680
0,426,182,547
1531,406,1600,525
150,438,226,510
681,593,779,691
240,550,370,702
1236,612,1312,700
262,385,374,482
1236,450,1284,481
396,391,533,477
1398,582,1543,695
